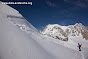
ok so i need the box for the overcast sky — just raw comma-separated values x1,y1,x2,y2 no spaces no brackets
1,0,88,30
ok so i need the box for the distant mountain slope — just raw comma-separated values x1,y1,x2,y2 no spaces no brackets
42,23,88,40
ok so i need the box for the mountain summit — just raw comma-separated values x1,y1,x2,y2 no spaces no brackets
42,23,88,41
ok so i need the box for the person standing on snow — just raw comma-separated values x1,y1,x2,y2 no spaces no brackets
78,43,82,51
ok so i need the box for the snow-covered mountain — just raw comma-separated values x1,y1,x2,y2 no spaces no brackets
42,23,88,41
0,1,88,59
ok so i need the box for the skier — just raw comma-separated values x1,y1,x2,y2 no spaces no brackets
78,43,82,51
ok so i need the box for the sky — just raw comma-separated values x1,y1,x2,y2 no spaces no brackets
1,0,88,30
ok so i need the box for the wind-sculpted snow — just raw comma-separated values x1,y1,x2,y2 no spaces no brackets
0,1,87,59
7,15,33,32
7,15,24,19
7,14,38,33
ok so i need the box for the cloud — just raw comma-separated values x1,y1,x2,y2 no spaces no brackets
46,1,57,7
64,0,70,2
64,0,88,8
75,1,88,7
85,0,88,2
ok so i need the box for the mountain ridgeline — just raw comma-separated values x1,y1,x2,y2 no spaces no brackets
42,23,88,41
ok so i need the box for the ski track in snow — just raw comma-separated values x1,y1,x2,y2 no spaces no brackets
80,51,85,59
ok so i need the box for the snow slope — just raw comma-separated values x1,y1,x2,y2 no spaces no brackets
0,1,87,59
